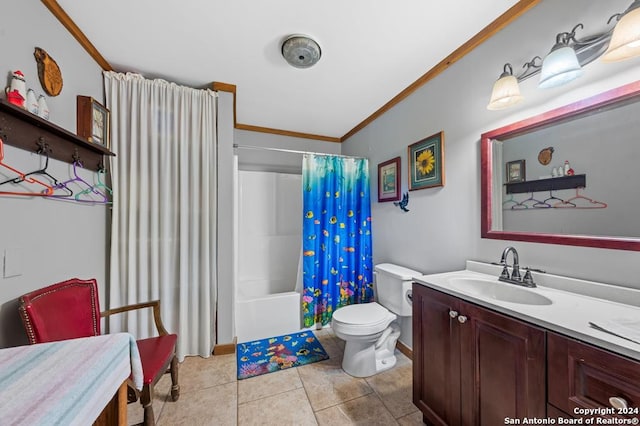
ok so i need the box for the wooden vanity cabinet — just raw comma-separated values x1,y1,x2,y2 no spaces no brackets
547,332,640,421
412,284,546,426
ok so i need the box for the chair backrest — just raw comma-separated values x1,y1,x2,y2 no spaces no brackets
19,278,101,344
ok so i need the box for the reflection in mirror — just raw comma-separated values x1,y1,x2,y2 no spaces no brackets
481,80,640,251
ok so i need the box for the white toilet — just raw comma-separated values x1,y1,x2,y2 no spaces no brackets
331,263,419,377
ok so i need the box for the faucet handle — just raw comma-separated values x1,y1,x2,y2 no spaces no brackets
499,265,510,280
521,267,539,287
525,266,546,274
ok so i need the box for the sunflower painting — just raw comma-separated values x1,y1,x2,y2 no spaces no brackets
408,131,445,190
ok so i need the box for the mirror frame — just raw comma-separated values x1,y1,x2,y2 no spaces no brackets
481,79,640,251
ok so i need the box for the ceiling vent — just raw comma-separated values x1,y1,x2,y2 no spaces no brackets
281,35,321,69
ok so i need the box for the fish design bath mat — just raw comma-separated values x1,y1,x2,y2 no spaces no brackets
237,331,329,380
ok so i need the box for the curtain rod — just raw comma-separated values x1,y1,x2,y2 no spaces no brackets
233,144,366,160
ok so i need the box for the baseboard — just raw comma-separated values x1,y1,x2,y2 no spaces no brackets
213,337,237,355
396,341,413,360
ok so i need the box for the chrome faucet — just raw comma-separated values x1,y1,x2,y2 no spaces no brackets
497,246,540,288
500,246,521,282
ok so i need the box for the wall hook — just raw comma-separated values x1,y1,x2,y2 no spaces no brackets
35,137,51,154
394,192,410,212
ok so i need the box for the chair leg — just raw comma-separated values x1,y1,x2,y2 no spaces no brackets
170,355,180,401
141,384,155,426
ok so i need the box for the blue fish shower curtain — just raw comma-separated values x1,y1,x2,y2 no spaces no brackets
302,154,374,327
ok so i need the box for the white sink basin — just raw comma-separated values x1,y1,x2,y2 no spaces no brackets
448,277,553,306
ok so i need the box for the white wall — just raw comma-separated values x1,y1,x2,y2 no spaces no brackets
341,0,640,289
237,171,302,294
0,1,106,347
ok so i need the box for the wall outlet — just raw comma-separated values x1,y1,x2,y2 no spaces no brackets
3,248,23,278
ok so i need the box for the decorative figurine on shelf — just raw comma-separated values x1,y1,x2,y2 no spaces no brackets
394,192,410,212
26,89,39,115
564,160,574,176
6,70,27,108
37,95,49,120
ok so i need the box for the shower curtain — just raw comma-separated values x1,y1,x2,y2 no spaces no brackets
302,154,373,327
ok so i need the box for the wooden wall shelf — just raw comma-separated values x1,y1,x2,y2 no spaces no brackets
505,174,586,194
0,100,114,171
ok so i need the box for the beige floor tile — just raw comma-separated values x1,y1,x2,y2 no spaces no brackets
127,373,172,425
314,393,399,425
366,362,417,419
238,367,303,404
238,387,317,426
157,381,237,426
314,330,344,363
298,358,373,411
397,410,424,426
178,354,237,394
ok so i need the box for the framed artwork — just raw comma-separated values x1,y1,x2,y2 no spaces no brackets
408,131,445,191
77,95,110,149
378,156,401,202
506,159,526,183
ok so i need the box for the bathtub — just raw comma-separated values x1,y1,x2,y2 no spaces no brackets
235,279,302,343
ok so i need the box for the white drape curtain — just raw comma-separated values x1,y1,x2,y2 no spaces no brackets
103,72,218,360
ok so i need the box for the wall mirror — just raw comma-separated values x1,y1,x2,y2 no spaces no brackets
481,80,640,251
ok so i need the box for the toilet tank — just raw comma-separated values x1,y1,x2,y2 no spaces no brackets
374,263,420,316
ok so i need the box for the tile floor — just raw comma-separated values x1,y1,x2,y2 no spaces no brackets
128,328,423,425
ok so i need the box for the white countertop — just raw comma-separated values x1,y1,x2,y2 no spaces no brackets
413,261,640,361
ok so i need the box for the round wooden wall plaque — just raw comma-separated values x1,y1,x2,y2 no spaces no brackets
34,47,63,97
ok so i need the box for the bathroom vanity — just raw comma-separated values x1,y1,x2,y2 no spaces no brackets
412,261,640,426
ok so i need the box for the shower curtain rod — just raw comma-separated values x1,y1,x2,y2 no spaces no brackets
233,144,366,160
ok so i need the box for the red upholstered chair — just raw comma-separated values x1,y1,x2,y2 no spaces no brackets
18,278,179,426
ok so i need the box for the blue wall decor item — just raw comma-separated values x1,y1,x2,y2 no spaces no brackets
394,192,410,212
302,154,374,327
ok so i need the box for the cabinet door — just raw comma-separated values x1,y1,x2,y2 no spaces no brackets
412,284,461,426
548,332,640,421
459,301,546,426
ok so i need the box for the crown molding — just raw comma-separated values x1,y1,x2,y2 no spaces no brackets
43,0,539,144
341,0,541,141
41,0,113,71
212,82,341,143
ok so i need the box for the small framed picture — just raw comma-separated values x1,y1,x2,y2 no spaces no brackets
506,159,526,183
77,96,110,149
408,131,445,191
378,156,401,202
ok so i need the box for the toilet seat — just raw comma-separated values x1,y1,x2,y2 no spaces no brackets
332,302,396,335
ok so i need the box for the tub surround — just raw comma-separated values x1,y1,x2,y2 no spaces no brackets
413,260,640,361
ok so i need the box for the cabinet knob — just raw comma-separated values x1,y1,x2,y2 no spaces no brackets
449,310,459,319
458,315,468,324
609,396,628,410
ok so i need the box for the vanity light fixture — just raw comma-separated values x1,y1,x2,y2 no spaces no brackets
601,0,640,62
487,64,524,110
538,26,584,89
487,1,640,110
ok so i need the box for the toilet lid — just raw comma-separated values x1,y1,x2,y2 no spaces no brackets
332,302,395,331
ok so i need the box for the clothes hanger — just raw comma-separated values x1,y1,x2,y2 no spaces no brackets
0,141,73,197
95,169,113,195
72,161,109,204
543,190,575,208
512,192,550,209
502,193,518,209
51,161,109,203
0,136,53,196
554,187,607,209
